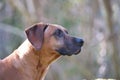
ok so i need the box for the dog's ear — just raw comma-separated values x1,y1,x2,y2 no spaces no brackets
25,23,48,50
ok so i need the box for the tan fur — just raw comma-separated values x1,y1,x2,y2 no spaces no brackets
0,23,64,80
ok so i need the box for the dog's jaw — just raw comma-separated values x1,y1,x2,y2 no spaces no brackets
16,39,61,80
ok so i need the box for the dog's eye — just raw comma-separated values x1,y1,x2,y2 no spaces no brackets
54,29,64,38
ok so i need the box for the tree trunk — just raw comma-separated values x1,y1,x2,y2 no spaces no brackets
102,0,120,79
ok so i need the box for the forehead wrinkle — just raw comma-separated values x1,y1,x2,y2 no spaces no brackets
49,24,67,31
45,23,68,38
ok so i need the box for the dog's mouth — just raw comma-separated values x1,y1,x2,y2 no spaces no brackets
74,49,81,55
68,48,82,56
56,47,82,56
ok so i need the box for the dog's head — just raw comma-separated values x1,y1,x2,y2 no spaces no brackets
25,22,84,56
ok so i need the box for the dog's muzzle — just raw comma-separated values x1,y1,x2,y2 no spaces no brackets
56,37,84,56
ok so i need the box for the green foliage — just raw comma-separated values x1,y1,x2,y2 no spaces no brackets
2,9,23,29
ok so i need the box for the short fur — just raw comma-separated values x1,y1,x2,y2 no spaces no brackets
0,22,84,80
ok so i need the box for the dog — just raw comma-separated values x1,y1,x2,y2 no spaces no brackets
0,22,84,80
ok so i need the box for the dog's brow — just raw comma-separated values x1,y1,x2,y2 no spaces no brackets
64,30,68,34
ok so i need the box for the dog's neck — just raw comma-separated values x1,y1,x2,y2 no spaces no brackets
5,39,61,80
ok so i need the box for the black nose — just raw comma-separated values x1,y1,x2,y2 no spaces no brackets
73,38,84,46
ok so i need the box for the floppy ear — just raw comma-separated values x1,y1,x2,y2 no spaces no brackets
25,23,48,50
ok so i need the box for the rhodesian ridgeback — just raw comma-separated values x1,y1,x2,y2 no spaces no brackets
0,22,84,80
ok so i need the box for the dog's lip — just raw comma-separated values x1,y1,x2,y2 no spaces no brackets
56,46,83,56
74,49,81,55
66,49,81,56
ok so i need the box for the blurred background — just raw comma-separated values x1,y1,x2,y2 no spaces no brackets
0,0,120,79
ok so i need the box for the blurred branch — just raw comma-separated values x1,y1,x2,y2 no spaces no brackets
7,0,35,25
102,0,120,79
33,0,47,21
25,0,37,21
